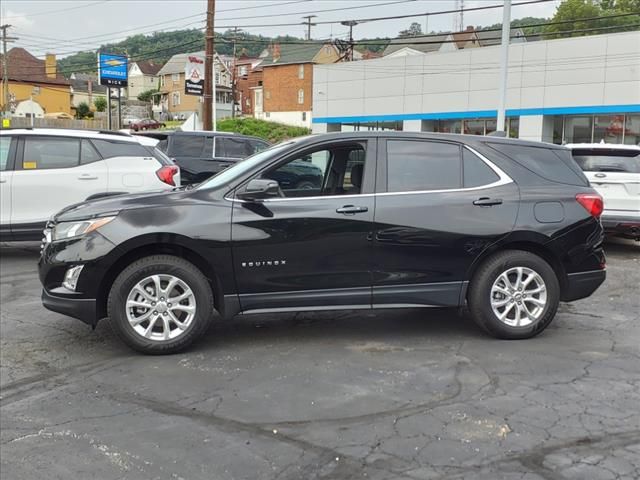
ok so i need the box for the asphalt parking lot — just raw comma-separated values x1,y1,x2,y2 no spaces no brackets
1,240,638,480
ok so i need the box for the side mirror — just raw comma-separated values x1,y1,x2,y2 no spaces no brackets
236,179,280,201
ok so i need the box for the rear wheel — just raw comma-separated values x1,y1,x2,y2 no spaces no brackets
107,255,214,354
467,250,560,339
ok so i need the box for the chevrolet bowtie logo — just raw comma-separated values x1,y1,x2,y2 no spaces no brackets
241,260,287,267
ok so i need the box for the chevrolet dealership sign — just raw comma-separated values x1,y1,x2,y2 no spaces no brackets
98,53,128,88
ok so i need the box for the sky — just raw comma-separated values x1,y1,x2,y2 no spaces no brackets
2,0,562,58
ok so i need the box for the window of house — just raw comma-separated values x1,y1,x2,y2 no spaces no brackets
302,112,307,122
297,89,304,104
23,137,80,170
160,76,165,87
462,148,499,187
172,73,180,82
240,66,248,76
386,140,461,192
172,91,180,107
80,139,101,164
298,64,304,79
261,144,366,198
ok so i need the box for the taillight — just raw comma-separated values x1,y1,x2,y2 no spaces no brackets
156,165,179,186
576,193,604,217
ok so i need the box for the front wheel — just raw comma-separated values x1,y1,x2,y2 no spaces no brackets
107,255,214,354
467,250,560,339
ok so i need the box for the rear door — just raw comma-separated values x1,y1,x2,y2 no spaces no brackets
571,148,640,215
11,136,108,231
372,138,519,307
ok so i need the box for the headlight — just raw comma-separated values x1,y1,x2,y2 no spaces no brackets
52,216,116,241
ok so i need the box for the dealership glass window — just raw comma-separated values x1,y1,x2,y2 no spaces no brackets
553,116,564,144
435,120,462,134
387,140,461,192
624,114,640,145
507,117,519,138
563,116,592,143
593,115,625,144
23,137,80,170
464,119,486,135
485,119,497,135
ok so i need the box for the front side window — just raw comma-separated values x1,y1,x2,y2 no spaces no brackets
262,144,366,198
0,136,12,171
23,137,80,170
386,140,461,192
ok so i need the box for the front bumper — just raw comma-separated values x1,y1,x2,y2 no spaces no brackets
562,269,606,302
42,288,97,326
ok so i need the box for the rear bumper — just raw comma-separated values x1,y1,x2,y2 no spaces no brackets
601,213,640,238
562,269,606,302
42,288,97,326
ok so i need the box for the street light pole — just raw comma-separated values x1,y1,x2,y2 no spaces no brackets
1,24,18,115
203,0,215,131
496,0,511,135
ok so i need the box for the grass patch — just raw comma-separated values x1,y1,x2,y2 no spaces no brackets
217,117,311,143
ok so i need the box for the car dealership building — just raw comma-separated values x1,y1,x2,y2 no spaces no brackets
312,31,640,145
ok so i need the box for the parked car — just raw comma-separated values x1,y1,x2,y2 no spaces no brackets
39,132,605,354
0,128,180,241
566,143,639,240
129,118,166,132
137,131,270,185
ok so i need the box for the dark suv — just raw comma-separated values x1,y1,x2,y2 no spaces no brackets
39,132,606,354
148,131,269,184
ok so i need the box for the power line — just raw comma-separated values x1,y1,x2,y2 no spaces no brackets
1,0,112,19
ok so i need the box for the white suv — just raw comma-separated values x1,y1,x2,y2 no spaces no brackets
0,129,180,241
567,143,640,240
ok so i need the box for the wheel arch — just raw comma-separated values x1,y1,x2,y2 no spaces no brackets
465,237,568,302
96,235,224,320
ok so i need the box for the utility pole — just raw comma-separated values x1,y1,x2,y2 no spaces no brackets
340,20,358,61
1,24,18,115
302,15,317,41
203,0,215,131
496,0,511,135
231,26,239,118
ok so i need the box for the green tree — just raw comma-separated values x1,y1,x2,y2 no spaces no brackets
93,96,107,112
398,22,423,37
545,0,640,38
137,89,158,102
75,102,91,119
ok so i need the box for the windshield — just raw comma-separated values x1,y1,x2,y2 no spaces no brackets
197,141,294,190
572,149,640,173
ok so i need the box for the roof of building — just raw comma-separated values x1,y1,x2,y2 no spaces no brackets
134,60,162,75
261,42,327,66
0,47,70,86
157,51,230,76
382,34,451,56
452,27,478,48
476,28,527,46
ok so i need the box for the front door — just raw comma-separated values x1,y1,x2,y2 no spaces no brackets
231,139,375,313
372,138,519,307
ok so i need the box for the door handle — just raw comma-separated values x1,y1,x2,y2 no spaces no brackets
78,174,98,180
473,197,503,207
336,205,369,214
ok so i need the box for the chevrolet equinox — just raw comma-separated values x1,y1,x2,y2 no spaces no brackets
39,132,606,354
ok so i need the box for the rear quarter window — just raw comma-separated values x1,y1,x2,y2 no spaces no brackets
488,143,588,186
91,139,150,159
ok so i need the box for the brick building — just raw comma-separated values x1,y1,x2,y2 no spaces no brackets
255,42,342,128
234,56,264,117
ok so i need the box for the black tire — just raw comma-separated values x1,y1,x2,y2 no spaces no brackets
467,250,560,339
107,255,214,354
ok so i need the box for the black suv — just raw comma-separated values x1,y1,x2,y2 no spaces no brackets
39,132,606,354
147,131,269,184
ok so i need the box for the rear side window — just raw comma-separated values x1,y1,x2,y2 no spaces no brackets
572,149,640,173
223,137,250,158
23,137,80,170
463,148,500,187
171,135,205,157
489,144,588,186
0,136,12,171
386,140,461,192
91,139,150,159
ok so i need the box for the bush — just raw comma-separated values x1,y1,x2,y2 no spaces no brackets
216,117,310,143
138,89,158,102
76,102,91,119
94,96,107,112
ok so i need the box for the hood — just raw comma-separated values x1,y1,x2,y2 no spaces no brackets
54,189,192,222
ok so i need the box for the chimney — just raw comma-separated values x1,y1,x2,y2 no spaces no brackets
466,26,474,32
45,53,57,79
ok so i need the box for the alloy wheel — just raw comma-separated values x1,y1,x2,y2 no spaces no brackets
125,274,196,341
490,267,547,327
